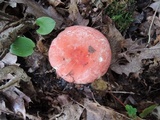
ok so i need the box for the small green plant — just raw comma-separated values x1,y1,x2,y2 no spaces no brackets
125,104,158,119
10,37,35,57
10,16,55,57
140,104,158,118
106,0,135,32
125,104,137,119
36,16,56,35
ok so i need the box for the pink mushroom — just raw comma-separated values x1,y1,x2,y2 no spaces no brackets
48,26,111,84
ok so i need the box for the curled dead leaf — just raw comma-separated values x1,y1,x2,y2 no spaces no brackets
68,0,89,25
48,0,64,7
111,41,160,76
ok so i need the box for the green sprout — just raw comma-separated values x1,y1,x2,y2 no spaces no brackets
10,37,35,57
125,104,137,119
10,16,55,57
36,16,56,35
140,104,158,118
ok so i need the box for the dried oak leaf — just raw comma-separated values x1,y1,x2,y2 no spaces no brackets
101,16,125,64
10,0,64,28
111,41,160,76
48,0,64,7
2,87,31,119
150,1,160,13
84,98,130,120
68,0,89,26
50,94,84,120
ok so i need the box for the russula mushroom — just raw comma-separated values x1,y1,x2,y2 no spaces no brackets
48,26,111,84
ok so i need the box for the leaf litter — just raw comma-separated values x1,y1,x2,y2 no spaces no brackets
0,0,160,119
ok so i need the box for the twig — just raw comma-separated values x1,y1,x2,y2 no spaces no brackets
107,90,135,95
110,93,125,107
49,106,64,120
0,10,18,21
148,4,160,44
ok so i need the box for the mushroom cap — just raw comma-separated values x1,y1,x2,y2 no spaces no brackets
48,26,111,84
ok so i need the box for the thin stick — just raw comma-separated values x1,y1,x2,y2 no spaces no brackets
107,90,135,95
148,4,160,44
110,93,125,107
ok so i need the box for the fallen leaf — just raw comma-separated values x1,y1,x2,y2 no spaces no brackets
0,99,7,119
48,0,64,7
68,0,89,25
8,1,17,8
25,51,46,73
151,106,160,120
0,65,35,96
153,34,160,45
147,16,160,27
139,20,154,36
10,0,64,28
91,0,103,8
2,87,32,119
0,61,4,68
149,1,160,13
36,40,48,54
84,98,130,120
111,42,160,75
101,16,125,64
1,52,17,65
0,19,35,54
50,94,84,120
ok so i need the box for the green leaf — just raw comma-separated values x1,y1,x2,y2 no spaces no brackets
125,104,137,118
140,104,158,118
36,16,56,35
10,37,35,57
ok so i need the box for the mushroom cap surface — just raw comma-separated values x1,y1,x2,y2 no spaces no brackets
49,26,111,84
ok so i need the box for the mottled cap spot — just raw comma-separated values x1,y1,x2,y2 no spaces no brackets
88,46,96,53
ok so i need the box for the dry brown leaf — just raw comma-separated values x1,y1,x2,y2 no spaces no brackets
55,103,84,120
25,51,46,73
0,65,36,100
147,16,160,35
150,1,160,13
78,0,90,4
0,52,18,69
48,0,64,7
0,100,8,119
54,95,130,120
84,99,130,120
49,94,84,120
111,42,160,76
36,40,48,54
2,87,32,119
153,34,160,45
152,106,160,120
46,6,64,28
10,0,64,28
1,52,18,65
68,0,89,25
147,16,160,27
10,0,47,17
25,114,41,120
101,16,125,64
0,18,35,54
91,0,103,8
